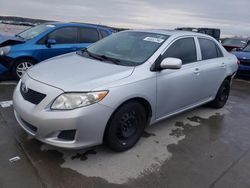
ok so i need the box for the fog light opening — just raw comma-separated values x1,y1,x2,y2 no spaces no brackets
57,130,76,141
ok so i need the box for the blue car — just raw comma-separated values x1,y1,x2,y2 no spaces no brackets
232,43,250,76
0,22,112,79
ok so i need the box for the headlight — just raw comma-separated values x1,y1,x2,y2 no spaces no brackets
51,91,108,110
0,46,11,56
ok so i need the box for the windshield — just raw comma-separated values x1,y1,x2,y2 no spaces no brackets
86,31,169,66
243,44,250,52
17,24,54,40
222,38,247,47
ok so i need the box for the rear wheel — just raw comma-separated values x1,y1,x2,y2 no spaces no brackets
209,79,231,109
104,102,147,152
12,58,35,80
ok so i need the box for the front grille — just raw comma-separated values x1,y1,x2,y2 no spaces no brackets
20,83,46,105
239,59,250,66
21,118,38,133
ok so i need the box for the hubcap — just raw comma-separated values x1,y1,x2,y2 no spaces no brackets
16,62,33,78
117,111,138,140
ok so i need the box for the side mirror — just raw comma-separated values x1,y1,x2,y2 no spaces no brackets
46,39,57,48
160,57,182,70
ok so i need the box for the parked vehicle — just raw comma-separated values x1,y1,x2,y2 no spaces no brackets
13,30,238,152
232,44,250,76
221,38,249,52
175,27,220,41
0,22,112,79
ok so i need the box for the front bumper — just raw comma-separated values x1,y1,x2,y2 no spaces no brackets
13,75,114,149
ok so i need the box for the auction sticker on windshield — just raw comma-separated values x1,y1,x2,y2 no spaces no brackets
143,37,165,43
46,25,55,28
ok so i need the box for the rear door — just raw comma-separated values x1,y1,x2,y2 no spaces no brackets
196,37,226,98
77,27,100,49
156,37,205,119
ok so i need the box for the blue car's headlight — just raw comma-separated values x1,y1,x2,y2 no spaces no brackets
51,91,109,110
0,46,11,56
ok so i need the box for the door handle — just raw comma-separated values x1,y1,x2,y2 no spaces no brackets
221,62,226,68
194,68,200,74
71,47,77,51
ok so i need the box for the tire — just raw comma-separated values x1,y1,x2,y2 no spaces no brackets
209,79,231,109
104,101,147,152
12,58,36,80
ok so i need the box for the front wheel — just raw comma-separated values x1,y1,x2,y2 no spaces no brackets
104,102,147,152
12,58,35,80
209,79,231,109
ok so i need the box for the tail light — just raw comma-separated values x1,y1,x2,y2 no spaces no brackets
237,60,240,65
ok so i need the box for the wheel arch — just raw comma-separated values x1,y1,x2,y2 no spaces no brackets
103,97,153,141
11,56,38,70
13,56,38,65
225,75,232,82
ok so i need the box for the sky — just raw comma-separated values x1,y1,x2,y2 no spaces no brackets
1,0,250,37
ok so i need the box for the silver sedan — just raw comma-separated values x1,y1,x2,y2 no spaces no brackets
13,30,238,152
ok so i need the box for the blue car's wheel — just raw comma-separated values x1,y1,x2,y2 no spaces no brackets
12,58,35,80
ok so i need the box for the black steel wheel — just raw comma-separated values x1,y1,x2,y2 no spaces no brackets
209,79,231,109
104,101,147,152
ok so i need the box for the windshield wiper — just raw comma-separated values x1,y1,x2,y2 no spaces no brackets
99,55,121,65
82,49,121,64
83,49,104,61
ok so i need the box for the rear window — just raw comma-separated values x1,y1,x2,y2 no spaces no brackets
78,27,99,43
199,38,223,60
100,29,110,38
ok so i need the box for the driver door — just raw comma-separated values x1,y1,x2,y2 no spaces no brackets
35,27,79,61
156,37,204,119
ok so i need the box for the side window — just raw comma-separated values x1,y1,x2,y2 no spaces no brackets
198,38,223,60
216,45,223,57
100,29,109,38
78,27,99,43
48,27,78,44
162,37,197,64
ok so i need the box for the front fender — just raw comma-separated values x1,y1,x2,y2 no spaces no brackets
98,77,157,123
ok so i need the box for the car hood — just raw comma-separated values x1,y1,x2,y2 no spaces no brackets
0,34,25,47
27,53,135,91
232,51,250,60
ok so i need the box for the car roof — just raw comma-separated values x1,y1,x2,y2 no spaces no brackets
42,22,112,31
129,29,213,38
